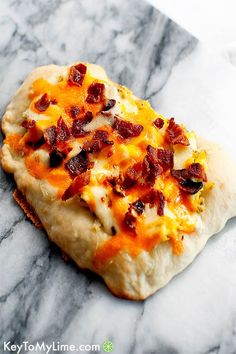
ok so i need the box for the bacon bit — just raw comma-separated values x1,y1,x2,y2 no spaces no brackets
86,83,105,104
131,200,145,215
113,116,143,139
172,163,206,194
142,146,163,186
70,106,80,119
68,63,87,86
21,119,36,129
83,139,102,153
44,126,57,146
122,162,143,189
141,189,165,216
62,171,91,201
72,119,88,138
102,99,116,112
187,163,207,182
65,150,89,177
124,210,136,232
166,118,189,146
172,163,207,182
171,168,189,181
93,130,112,143
49,148,64,168
71,111,93,138
51,98,58,105
157,148,174,170
35,93,50,112
83,130,114,153
56,117,71,143
179,180,203,195
13,189,42,229
153,117,164,129
107,176,125,197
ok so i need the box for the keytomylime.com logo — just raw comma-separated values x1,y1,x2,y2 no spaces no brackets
102,340,113,352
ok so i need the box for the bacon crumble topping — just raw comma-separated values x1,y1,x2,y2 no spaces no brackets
142,146,163,186
113,116,143,139
21,119,36,129
70,106,80,119
83,130,114,153
62,170,91,201
166,118,189,146
141,189,165,216
35,93,50,112
68,63,87,86
172,163,207,194
153,117,164,129
86,82,105,104
65,149,89,177
71,111,93,138
44,126,57,146
56,117,71,143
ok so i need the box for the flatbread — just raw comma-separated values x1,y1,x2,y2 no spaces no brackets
1,63,236,300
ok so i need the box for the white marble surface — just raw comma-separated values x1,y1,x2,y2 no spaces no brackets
0,1,236,354
148,0,236,48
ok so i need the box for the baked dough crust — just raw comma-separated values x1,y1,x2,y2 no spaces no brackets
1,64,236,300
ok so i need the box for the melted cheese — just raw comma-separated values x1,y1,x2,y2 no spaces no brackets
4,63,209,268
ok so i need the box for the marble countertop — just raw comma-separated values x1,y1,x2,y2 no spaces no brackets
1,1,236,354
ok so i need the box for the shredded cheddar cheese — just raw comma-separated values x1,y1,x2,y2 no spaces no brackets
4,62,210,269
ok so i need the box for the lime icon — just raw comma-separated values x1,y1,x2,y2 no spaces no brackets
102,340,113,353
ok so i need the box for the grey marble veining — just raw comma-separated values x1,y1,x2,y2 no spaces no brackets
1,1,236,354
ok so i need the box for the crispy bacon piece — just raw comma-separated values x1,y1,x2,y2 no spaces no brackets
70,106,80,119
187,163,207,182
172,163,207,182
113,116,143,139
51,98,58,105
49,148,64,168
21,119,36,129
171,168,189,181
122,162,143,189
142,146,163,186
56,117,71,143
72,120,88,138
141,189,165,216
44,126,57,146
157,148,174,170
124,210,136,231
86,83,105,104
131,200,145,215
106,176,125,197
68,63,87,86
153,117,164,129
171,162,206,194
35,93,50,112
62,171,91,201
83,139,102,153
178,180,203,195
83,130,114,153
102,99,116,112
166,118,189,146
65,150,89,177
93,130,112,143
71,111,93,138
